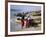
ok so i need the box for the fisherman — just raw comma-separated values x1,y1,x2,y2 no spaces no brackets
24,17,28,28
21,12,25,29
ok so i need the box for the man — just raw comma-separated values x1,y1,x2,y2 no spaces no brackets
21,12,25,29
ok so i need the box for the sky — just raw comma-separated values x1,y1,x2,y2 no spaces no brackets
10,5,41,17
10,5,41,12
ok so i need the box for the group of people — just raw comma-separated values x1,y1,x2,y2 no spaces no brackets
21,15,32,29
